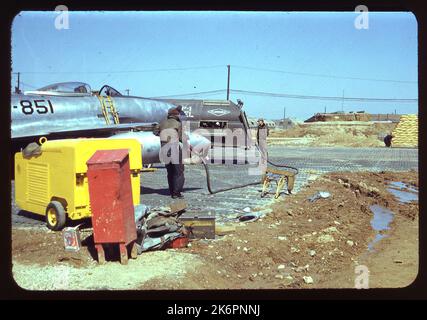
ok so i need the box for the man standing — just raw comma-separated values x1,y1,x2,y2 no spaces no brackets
384,134,394,147
257,118,269,173
158,106,187,199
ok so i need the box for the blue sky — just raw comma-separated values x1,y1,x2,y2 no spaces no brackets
11,11,418,120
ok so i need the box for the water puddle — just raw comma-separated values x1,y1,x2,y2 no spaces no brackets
366,181,417,252
368,205,395,251
387,188,418,203
388,181,418,193
386,181,418,204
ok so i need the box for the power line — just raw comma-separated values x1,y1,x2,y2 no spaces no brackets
151,89,227,99
232,65,417,84
230,89,418,103
151,88,418,103
13,64,417,85
13,65,225,75
11,78,417,103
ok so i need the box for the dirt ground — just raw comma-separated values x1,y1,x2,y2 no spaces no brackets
12,170,418,290
268,122,397,147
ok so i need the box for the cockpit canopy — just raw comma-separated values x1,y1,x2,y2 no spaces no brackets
23,82,123,97
37,82,92,94
98,85,122,97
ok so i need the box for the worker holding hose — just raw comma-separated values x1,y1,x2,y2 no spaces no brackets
158,106,188,199
257,118,269,175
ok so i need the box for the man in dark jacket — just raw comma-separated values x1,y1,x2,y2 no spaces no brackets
158,106,187,198
256,118,270,143
384,134,394,147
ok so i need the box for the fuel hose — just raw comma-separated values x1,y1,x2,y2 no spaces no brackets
195,143,299,195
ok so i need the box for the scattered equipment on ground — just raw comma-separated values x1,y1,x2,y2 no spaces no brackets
261,167,296,199
14,138,142,231
63,225,82,252
87,149,138,265
307,191,331,202
196,143,298,197
168,236,189,248
179,212,216,239
135,202,189,253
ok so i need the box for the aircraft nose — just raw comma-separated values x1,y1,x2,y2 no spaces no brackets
189,133,211,160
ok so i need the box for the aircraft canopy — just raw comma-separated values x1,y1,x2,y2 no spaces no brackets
38,82,92,94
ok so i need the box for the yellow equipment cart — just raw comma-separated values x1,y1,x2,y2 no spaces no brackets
15,138,142,230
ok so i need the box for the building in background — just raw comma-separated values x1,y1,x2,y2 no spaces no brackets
304,111,371,122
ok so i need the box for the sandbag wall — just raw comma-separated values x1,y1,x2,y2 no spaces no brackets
391,114,418,148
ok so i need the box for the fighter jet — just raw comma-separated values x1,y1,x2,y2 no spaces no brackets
11,82,211,164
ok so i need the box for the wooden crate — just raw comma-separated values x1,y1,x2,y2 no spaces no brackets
178,212,216,239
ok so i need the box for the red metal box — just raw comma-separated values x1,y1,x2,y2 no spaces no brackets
86,149,137,263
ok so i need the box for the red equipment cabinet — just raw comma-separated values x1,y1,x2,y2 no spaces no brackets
86,149,137,264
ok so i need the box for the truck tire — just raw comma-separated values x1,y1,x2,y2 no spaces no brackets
45,201,66,231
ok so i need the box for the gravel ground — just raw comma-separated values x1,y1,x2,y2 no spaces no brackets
12,170,418,290
12,250,203,290
11,145,418,229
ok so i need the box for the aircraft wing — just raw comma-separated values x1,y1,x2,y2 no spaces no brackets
12,122,158,139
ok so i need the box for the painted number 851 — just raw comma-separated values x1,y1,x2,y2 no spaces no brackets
20,99,54,115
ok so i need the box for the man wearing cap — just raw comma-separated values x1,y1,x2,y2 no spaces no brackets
158,105,188,199
257,118,269,174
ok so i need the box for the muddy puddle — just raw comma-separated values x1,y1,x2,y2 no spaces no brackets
368,205,395,251
367,181,418,251
387,181,418,204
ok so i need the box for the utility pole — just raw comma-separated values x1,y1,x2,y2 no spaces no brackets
15,72,21,94
324,106,327,114
342,90,345,111
283,106,286,129
226,65,230,101
125,89,130,96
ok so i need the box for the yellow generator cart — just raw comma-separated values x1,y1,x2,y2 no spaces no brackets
15,138,142,231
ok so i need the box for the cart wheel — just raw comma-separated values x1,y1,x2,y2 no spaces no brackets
45,201,66,231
